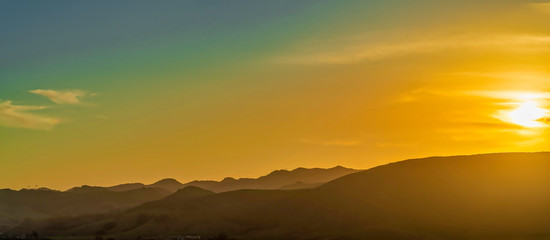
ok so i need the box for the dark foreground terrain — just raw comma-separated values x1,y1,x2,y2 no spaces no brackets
0,167,358,232
5,152,550,240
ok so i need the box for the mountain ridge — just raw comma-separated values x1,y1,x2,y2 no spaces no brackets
74,166,360,193
0,166,359,231
7,152,550,239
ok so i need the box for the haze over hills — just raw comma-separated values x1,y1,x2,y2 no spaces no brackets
103,166,359,193
0,187,171,234
178,166,359,193
7,152,550,240
0,166,358,232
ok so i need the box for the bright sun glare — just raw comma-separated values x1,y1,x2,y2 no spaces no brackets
506,100,548,128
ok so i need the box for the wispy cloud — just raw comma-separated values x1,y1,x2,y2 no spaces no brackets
397,88,550,105
455,71,550,85
465,90,550,101
394,88,450,103
0,100,61,130
395,71,550,103
29,89,91,104
299,139,360,146
1,88,98,130
275,34,550,65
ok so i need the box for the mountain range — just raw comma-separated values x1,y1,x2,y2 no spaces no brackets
5,152,550,240
0,166,358,233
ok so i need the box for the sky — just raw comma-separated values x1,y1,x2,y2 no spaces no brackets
1,0,550,190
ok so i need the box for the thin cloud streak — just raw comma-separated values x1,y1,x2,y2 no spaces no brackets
0,100,61,130
30,89,90,105
275,34,550,65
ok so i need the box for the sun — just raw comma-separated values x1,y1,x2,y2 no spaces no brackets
506,100,548,128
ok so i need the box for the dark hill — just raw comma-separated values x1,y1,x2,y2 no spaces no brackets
0,167,358,231
0,187,171,232
156,186,215,203
8,152,550,239
147,178,184,192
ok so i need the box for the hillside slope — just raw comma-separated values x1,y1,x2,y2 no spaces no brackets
0,187,171,231
0,166,358,232
9,152,550,239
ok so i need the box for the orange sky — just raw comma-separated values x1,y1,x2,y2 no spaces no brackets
1,0,550,190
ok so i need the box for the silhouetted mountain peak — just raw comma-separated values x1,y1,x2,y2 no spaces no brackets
153,178,182,185
66,185,109,193
147,178,184,192
266,169,290,177
221,177,236,182
18,188,58,193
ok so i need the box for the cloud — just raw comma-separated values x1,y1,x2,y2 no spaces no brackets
299,139,360,146
0,100,61,130
455,71,550,86
29,89,90,104
275,34,550,65
395,70,550,103
465,90,550,101
393,88,465,103
394,88,450,103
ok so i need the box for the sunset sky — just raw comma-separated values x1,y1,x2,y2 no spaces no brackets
2,0,550,190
